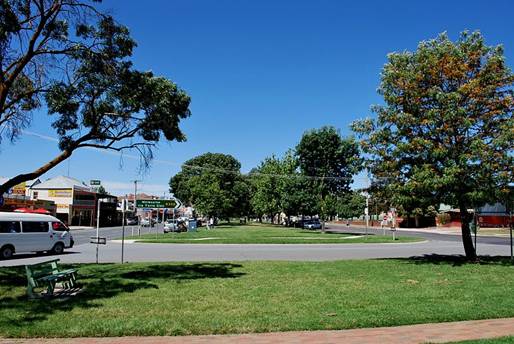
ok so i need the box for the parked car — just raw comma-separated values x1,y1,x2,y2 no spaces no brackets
140,217,158,227
164,219,187,233
303,219,322,230
126,217,138,225
0,212,74,259
164,219,178,233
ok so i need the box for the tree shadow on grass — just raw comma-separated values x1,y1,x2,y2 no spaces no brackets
0,262,245,328
120,263,244,281
398,254,514,267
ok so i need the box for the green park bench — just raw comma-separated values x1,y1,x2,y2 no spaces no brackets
25,259,78,299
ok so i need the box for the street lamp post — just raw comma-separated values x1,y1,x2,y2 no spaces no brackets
121,199,126,264
95,198,103,264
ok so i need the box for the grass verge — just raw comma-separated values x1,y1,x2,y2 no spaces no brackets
1,256,514,337
446,337,514,343
127,224,420,244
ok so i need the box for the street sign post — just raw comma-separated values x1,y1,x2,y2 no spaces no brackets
94,198,109,264
136,199,181,209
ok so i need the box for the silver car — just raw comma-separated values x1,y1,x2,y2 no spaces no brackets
303,220,322,230
164,220,179,233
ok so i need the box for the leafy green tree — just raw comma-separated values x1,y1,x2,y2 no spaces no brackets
337,191,366,219
169,153,248,220
97,185,106,195
249,155,282,222
352,32,513,259
278,151,317,220
296,126,362,230
1,0,103,141
250,151,316,224
0,1,192,195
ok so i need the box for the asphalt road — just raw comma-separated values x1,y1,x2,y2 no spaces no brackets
328,223,513,246
70,223,513,246
0,224,512,267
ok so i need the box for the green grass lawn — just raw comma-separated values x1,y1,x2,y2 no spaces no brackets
446,337,514,344
1,257,514,337
127,224,420,244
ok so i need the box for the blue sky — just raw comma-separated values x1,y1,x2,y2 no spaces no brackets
1,0,513,195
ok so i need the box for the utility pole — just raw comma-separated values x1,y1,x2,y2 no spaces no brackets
365,171,370,237
134,180,138,215
133,180,141,236
365,195,369,236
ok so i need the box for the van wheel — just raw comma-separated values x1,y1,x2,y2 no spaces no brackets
51,242,64,255
1,246,14,260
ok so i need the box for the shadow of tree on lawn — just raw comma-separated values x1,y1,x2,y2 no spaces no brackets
0,262,245,328
120,263,244,281
399,254,514,267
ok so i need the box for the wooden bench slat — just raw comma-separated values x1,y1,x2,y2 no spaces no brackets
26,259,60,267
25,259,79,299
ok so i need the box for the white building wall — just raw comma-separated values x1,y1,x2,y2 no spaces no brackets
29,189,73,214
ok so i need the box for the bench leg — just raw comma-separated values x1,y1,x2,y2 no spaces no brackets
61,274,76,290
27,283,35,299
71,273,77,287
46,280,56,296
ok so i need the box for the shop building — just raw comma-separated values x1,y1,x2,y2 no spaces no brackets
28,176,98,226
0,178,56,214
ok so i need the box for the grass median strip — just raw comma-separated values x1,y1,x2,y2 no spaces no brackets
127,224,420,244
445,337,514,344
1,257,514,337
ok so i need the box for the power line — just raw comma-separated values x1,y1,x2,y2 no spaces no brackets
180,163,358,182
20,128,377,182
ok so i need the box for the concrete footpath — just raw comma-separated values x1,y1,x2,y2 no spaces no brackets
2,317,514,344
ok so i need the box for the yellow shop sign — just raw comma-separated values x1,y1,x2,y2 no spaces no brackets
48,189,72,198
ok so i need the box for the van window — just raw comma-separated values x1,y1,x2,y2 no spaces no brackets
52,222,68,231
0,221,21,233
22,221,49,233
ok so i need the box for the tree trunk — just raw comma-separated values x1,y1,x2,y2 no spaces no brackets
414,215,420,228
459,203,477,260
0,148,73,195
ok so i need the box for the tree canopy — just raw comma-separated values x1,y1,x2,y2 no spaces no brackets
352,31,514,259
250,151,315,222
169,153,249,219
336,191,366,219
0,0,191,194
296,126,362,226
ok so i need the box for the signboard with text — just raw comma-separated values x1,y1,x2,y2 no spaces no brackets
136,199,180,209
90,180,101,186
11,182,26,195
49,189,72,198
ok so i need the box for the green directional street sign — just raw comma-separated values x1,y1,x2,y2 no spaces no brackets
90,180,101,186
136,199,179,209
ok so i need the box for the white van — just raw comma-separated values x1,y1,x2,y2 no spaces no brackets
0,212,74,259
